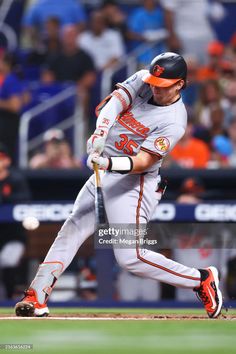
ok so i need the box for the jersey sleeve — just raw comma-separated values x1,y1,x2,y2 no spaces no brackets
140,123,185,158
116,70,149,106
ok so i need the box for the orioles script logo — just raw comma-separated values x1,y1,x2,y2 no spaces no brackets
153,65,165,77
154,137,170,152
118,111,150,138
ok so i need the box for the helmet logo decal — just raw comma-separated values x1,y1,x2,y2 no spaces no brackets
153,65,165,77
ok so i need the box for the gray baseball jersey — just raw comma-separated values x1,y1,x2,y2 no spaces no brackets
103,70,187,175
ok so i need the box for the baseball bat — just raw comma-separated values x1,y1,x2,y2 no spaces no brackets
93,163,106,225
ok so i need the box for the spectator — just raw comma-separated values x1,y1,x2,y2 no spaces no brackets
46,25,95,83
210,134,232,168
227,119,236,167
22,16,62,70
127,0,169,66
100,0,128,42
181,55,201,115
177,177,205,204
208,105,227,139
78,10,125,71
160,0,223,64
0,52,25,162
22,0,86,48
170,121,210,168
196,80,229,133
41,17,62,59
197,41,225,82
223,79,236,126
0,143,31,299
45,25,96,116
29,129,81,169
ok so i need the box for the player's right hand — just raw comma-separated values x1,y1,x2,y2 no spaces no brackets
87,152,109,171
87,128,108,155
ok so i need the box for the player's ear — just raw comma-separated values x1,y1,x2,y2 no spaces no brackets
177,80,185,90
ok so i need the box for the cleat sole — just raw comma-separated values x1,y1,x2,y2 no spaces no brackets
15,302,35,317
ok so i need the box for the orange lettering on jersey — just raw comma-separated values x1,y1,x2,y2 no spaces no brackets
118,111,150,138
154,137,170,153
102,118,110,126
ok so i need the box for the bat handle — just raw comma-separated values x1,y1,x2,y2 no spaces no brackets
93,162,106,224
93,162,101,188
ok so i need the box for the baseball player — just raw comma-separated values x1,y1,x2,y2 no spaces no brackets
15,52,222,318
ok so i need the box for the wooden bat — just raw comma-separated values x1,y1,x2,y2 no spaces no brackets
93,163,106,225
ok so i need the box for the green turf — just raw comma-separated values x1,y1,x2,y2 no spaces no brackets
1,308,236,354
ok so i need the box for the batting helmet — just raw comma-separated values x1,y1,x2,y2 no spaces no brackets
142,52,187,88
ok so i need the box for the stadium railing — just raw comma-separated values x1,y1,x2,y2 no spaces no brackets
0,0,17,51
18,86,86,168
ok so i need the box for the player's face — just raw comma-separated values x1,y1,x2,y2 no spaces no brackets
150,80,184,105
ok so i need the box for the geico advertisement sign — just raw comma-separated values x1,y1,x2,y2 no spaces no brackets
195,204,236,221
13,204,73,221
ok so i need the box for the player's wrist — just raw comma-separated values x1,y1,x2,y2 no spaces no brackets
107,156,133,174
87,127,109,155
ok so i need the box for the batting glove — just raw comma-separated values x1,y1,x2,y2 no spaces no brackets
87,152,109,171
87,128,108,155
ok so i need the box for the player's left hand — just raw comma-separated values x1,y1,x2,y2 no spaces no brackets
87,152,109,171
87,128,108,155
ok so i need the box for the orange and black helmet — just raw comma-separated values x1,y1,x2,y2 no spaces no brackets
142,52,187,88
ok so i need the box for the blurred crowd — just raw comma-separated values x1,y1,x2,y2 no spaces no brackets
0,0,235,169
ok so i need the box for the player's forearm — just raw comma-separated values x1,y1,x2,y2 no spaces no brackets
96,89,130,132
130,153,159,173
96,95,122,131
130,155,149,173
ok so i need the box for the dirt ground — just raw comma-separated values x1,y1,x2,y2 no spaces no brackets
1,313,236,320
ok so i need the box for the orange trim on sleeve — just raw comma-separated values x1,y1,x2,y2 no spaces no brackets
140,146,162,159
112,90,128,111
116,83,132,106
95,94,112,117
